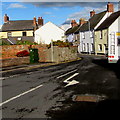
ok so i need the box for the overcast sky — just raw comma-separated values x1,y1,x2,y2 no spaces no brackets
1,0,119,30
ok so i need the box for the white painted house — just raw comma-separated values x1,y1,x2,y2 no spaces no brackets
34,21,65,44
78,3,114,54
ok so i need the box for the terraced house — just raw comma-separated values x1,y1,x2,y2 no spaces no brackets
65,18,87,45
0,14,43,44
95,10,120,63
78,3,114,54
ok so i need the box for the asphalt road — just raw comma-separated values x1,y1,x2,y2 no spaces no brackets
1,55,120,119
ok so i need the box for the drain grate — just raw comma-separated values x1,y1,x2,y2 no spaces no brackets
72,94,107,102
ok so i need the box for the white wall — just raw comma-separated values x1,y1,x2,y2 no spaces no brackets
35,22,65,44
79,31,94,53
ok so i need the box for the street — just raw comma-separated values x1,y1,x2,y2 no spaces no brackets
1,55,120,119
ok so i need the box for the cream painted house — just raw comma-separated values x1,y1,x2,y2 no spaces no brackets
34,21,65,44
94,29,108,55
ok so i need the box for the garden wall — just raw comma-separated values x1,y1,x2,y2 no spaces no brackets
0,45,78,67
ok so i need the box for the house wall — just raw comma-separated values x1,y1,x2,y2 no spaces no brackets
12,31,23,37
35,22,65,44
0,32,7,38
94,29,108,55
0,30,33,39
27,31,33,36
79,31,94,54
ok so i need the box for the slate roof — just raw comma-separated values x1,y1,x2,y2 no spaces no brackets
1,20,34,32
65,11,107,35
96,10,120,31
78,11,107,32
65,25,80,35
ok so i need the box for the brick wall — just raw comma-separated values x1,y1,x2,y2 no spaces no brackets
0,45,48,62
0,45,78,67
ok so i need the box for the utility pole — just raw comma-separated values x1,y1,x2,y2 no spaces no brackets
88,20,91,55
51,40,54,62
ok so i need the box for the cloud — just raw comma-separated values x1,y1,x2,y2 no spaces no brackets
7,3,26,9
61,2,118,30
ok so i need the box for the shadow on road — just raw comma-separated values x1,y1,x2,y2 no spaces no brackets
46,58,120,120
46,99,120,120
92,58,120,79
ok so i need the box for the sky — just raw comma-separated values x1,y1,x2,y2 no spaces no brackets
1,0,119,30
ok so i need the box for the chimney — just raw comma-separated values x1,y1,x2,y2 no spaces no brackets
4,14,9,23
71,20,78,27
33,16,36,25
107,2,114,12
79,18,87,26
38,17,43,26
90,10,95,17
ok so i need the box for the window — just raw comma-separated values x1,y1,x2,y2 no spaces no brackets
98,44,102,51
82,32,85,39
87,43,89,52
90,31,93,38
23,32,26,36
118,36,120,45
8,32,12,37
83,43,86,51
33,32,34,36
100,30,103,39
91,44,94,52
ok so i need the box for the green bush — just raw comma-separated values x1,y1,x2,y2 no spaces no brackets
16,40,38,45
0,39,10,45
47,40,73,48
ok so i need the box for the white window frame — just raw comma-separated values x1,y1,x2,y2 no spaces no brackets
82,32,85,39
98,44,102,51
90,31,93,38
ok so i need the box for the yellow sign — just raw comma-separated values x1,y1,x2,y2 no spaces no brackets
116,32,120,36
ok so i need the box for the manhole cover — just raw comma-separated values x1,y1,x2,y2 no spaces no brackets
72,94,107,102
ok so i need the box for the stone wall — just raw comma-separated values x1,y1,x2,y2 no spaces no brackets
0,45,78,67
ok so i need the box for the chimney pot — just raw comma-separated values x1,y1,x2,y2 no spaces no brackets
71,20,78,27
79,18,87,26
107,2,114,12
90,10,95,17
4,14,9,23
38,17,43,26
33,16,36,25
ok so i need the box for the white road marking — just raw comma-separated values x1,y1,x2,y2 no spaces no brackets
65,80,79,87
0,84,43,106
57,69,78,79
63,73,79,83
